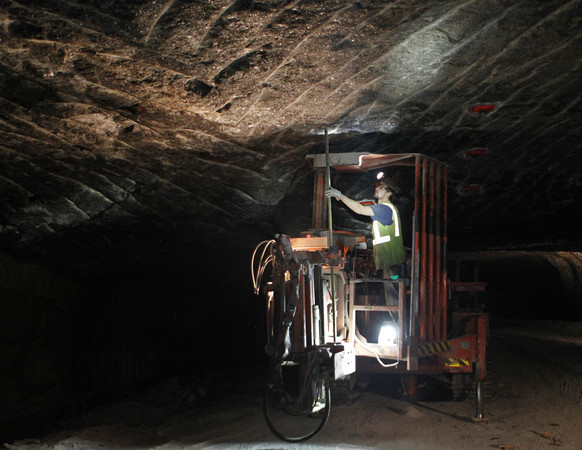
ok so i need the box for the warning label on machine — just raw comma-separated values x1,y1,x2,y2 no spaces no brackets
444,358,470,368
418,340,450,356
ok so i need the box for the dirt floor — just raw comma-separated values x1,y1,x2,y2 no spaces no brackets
4,319,582,449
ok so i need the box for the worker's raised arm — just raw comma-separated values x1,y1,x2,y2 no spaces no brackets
326,188,374,217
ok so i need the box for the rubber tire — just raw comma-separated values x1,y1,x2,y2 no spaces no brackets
263,382,332,442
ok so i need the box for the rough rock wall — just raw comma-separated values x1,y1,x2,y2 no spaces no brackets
544,252,582,319
0,248,264,442
0,253,82,441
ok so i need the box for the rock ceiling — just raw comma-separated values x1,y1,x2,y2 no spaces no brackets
1,0,581,280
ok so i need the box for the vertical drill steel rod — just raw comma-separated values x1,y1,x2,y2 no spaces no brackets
325,129,337,343
325,129,334,247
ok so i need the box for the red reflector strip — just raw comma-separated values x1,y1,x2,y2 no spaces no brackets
465,148,487,157
465,184,482,193
472,104,495,114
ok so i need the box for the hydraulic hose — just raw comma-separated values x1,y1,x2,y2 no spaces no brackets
251,240,275,294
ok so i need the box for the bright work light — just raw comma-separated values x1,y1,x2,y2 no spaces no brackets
378,321,398,346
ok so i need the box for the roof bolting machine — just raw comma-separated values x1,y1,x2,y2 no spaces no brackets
252,148,489,442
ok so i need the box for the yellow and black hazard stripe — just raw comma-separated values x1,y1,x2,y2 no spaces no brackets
418,340,450,357
444,358,470,368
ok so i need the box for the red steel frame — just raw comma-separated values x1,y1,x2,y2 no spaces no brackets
305,153,486,380
409,155,449,371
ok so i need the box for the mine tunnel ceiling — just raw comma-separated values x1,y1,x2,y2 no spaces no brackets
1,0,581,279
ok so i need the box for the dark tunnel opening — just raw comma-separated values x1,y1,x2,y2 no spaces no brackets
0,246,270,443
458,251,582,323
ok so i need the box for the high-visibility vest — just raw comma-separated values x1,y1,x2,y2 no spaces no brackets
372,202,405,269
372,203,400,245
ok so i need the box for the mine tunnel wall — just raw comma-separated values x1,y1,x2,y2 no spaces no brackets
0,253,82,441
457,251,582,321
0,251,264,442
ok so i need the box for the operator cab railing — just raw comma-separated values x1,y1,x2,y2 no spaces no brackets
306,152,448,371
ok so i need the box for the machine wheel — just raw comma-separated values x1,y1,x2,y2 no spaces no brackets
331,373,357,404
263,377,331,442
452,361,493,402
452,373,474,401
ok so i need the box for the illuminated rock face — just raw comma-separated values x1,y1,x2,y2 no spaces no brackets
1,0,581,277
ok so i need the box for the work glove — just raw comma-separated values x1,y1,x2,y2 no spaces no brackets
325,188,342,200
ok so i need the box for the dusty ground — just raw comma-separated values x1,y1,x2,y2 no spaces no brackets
5,319,582,449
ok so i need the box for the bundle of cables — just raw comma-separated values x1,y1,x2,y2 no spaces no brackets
251,240,275,295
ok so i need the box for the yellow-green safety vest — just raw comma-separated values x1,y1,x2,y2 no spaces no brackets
372,202,405,269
